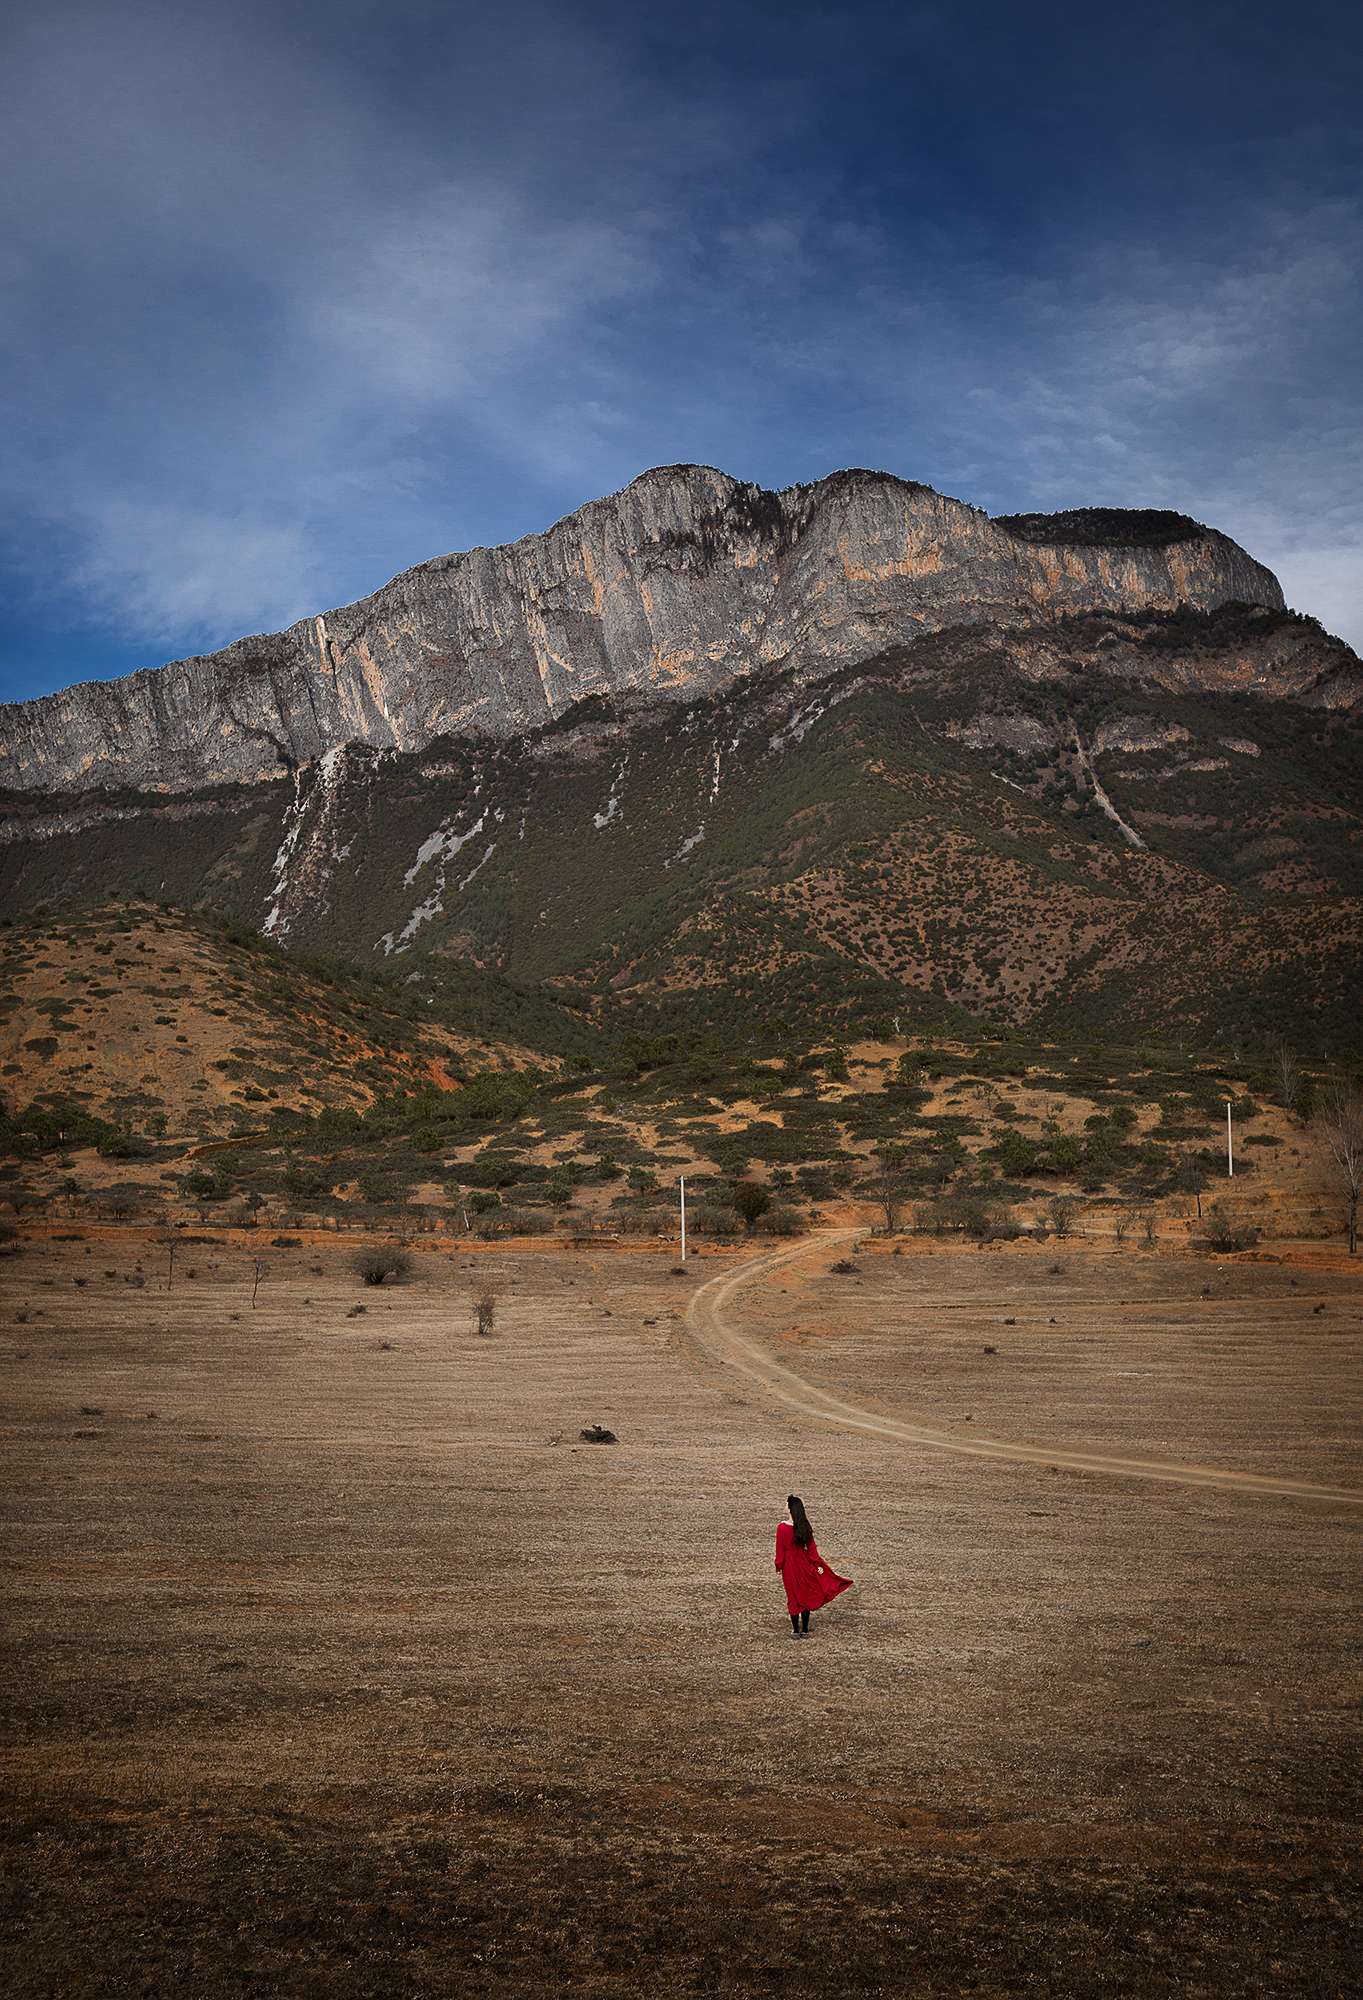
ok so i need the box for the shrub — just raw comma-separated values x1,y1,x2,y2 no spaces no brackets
995,1128,1039,1177
352,1247,412,1286
98,1133,148,1160
693,1206,741,1235
101,1183,147,1219
411,1126,442,1154
469,1207,551,1237
936,1193,1000,1238
732,1180,772,1226
1201,1206,1259,1253
467,1189,501,1214
613,1211,670,1235
757,1205,805,1235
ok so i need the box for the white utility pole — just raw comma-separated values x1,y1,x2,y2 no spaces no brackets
1225,1100,1234,1178
679,1176,687,1260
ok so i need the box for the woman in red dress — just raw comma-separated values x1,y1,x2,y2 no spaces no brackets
775,1494,852,1637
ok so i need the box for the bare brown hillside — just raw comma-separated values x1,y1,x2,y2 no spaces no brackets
0,904,536,1140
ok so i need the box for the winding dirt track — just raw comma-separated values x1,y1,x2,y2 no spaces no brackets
686,1230,1363,1505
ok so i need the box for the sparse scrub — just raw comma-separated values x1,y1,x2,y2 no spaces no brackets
1200,1205,1259,1253
1313,1077,1363,1254
693,1206,741,1235
755,1204,805,1235
352,1246,412,1286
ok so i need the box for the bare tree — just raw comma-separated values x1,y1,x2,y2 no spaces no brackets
473,1288,498,1336
863,1144,911,1231
1175,1148,1208,1219
1267,1035,1302,1114
1314,1078,1363,1255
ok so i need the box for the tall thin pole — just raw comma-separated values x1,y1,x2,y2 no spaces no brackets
1226,1101,1234,1178
679,1176,686,1260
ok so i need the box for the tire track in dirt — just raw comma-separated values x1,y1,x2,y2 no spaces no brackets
685,1231,1363,1505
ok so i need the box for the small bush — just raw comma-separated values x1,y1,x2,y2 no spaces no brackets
732,1180,772,1226
1201,1206,1259,1253
480,1209,552,1236
694,1206,741,1235
757,1205,805,1235
352,1247,412,1286
918,1193,1001,1238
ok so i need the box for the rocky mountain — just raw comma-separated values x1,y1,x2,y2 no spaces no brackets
0,465,1298,796
4,604,1359,1049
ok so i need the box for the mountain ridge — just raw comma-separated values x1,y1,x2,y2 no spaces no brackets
4,607,1358,1050
0,465,1289,796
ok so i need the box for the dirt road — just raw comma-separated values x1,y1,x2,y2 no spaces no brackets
686,1229,1363,1503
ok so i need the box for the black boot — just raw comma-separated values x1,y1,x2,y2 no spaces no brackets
791,1613,801,1636
800,1610,810,1635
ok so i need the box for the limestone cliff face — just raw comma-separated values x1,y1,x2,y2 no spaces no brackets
0,465,1286,795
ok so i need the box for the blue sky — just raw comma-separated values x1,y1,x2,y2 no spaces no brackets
2,0,1360,707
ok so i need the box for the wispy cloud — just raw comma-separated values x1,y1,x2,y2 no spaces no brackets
1,0,1359,697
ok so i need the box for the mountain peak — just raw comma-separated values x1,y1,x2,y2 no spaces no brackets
0,467,1283,796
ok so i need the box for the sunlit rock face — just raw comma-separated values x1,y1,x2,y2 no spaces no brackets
0,465,1286,795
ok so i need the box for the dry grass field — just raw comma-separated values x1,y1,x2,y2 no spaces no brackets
3,1225,1361,1997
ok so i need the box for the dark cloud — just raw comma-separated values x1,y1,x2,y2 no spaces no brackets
2,0,1360,704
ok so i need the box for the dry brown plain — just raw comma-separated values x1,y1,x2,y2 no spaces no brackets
3,1226,1361,1997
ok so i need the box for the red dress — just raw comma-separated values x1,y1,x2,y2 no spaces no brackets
775,1521,852,1614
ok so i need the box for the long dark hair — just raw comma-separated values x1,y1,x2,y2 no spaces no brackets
787,1494,813,1548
